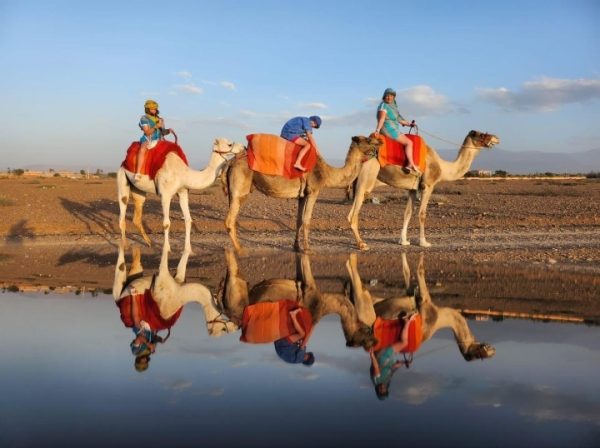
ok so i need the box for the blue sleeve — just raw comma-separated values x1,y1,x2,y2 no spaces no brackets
301,117,312,132
139,115,151,128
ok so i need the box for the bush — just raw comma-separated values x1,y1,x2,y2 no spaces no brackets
12,169,24,176
493,170,508,177
586,171,600,179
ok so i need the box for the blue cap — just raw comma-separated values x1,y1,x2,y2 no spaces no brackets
382,88,396,99
309,116,322,129
302,352,315,366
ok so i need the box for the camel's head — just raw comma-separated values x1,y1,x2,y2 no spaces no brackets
351,135,382,157
207,318,239,337
467,131,500,149
212,138,246,156
463,342,496,361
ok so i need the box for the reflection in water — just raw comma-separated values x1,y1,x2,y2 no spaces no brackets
219,249,495,389
346,253,495,400
2,248,600,447
112,242,237,371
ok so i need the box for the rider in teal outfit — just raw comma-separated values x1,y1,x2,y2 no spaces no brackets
374,88,421,174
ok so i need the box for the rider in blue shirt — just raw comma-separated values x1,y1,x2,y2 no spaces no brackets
280,115,322,172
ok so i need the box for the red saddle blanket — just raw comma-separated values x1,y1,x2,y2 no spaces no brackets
374,133,427,171
368,314,424,353
121,141,189,180
246,134,318,179
117,290,183,331
240,300,313,344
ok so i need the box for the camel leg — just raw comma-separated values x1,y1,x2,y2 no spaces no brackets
112,242,127,300
418,186,434,248
117,169,131,246
345,253,376,326
177,188,193,254
131,191,152,246
223,249,249,324
347,161,380,251
296,192,318,253
400,192,413,246
160,192,174,253
224,167,252,254
174,246,192,283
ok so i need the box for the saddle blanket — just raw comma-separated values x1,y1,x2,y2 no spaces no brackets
374,133,427,171
240,300,313,344
368,314,423,353
117,289,183,331
246,134,317,179
121,141,189,180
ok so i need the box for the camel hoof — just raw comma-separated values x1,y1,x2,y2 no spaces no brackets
400,240,411,246
419,240,432,248
358,242,370,251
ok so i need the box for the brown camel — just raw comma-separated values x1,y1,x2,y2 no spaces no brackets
346,252,496,362
348,130,499,250
222,136,382,253
218,249,378,350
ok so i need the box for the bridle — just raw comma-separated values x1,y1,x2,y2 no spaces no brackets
213,142,241,161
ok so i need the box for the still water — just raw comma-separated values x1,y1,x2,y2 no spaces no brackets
1,248,599,448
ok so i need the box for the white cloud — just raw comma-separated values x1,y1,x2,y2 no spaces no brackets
173,83,203,95
477,77,600,111
177,71,193,80
220,81,236,91
397,85,457,115
298,102,328,110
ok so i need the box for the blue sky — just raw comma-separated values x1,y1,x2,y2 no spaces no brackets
1,0,599,170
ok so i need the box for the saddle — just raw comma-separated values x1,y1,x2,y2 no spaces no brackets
373,133,427,172
246,134,318,179
121,140,188,180
239,300,313,344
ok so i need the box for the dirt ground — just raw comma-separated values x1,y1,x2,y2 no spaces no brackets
1,175,599,319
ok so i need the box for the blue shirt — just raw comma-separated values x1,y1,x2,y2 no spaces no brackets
274,338,306,364
139,114,161,143
370,346,396,386
280,116,313,141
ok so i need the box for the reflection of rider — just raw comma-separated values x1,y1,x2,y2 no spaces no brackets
274,308,315,366
369,313,417,400
117,287,181,372
113,245,183,373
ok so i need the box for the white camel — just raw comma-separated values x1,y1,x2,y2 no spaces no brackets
117,138,245,253
113,242,238,338
348,130,499,249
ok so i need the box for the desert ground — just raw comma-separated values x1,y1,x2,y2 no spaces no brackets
1,175,599,319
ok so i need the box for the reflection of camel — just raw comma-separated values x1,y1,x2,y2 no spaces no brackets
219,250,377,349
113,242,237,337
117,138,245,252
222,136,382,253
346,253,495,361
348,130,499,249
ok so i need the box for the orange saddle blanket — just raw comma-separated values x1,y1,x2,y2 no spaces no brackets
240,300,313,344
368,314,424,353
121,141,189,180
246,134,318,179
374,134,427,171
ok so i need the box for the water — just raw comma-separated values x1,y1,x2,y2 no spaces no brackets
1,249,599,448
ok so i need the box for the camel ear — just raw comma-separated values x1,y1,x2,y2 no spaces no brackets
352,136,361,143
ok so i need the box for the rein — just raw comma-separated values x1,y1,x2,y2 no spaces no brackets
419,127,495,151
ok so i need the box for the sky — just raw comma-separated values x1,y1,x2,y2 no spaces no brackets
1,0,599,171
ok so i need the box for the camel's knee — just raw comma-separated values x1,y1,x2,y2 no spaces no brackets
120,196,129,206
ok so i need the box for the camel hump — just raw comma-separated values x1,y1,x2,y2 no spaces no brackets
246,133,317,179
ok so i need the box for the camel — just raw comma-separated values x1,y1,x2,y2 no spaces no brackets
117,137,245,253
222,136,382,253
347,130,499,250
113,242,238,339
345,252,496,362
218,249,378,350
